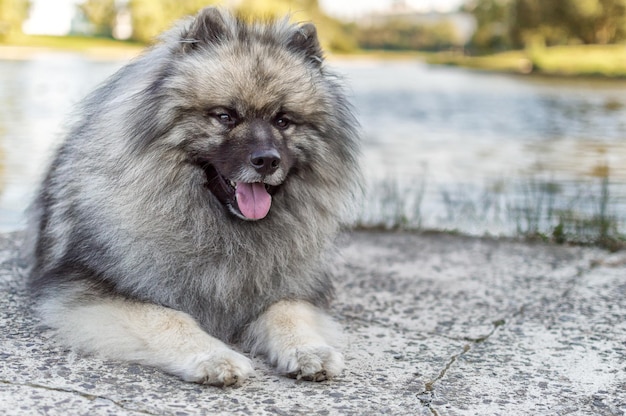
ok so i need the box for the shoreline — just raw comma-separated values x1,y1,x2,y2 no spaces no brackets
4,40,626,80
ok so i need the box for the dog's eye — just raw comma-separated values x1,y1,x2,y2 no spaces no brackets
217,113,235,126
274,114,291,130
212,109,238,127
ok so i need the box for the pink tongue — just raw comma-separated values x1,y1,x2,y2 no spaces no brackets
235,182,272,220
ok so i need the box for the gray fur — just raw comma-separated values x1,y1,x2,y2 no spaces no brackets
27,6,359,362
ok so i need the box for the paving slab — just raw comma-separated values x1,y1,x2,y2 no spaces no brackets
0,231,624,415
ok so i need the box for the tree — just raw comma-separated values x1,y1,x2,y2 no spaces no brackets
510,0,626,46
0,0,30,40
464,0,513,51
80,0,117,37
509,0,568,47
78,0,356,50
467,0,626,50
129,0,217,43
558,0,626,44
81,0,218,43
356,19,461,51
236,0,357,52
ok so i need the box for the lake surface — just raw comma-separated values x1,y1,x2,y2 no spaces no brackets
2,54,626,235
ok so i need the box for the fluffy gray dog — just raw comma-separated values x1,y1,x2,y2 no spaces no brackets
27,7,360,386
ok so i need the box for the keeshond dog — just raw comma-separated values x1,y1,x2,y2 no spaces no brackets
27,7,360,386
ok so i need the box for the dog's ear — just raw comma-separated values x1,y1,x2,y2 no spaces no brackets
180,7,230,52
288,23,323,67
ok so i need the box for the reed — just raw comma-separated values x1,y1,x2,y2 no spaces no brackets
354,172,625,250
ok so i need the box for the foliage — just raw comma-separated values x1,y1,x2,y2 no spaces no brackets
77,0,355,51
235,0,357,53
80,0,117,38
82,0,227,43
463,0,512,51
0,0,30,40
511,0,626,46
465,0,626,52
129,0,216,44
355,18,461,51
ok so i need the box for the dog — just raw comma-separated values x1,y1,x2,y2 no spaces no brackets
26,7,360,386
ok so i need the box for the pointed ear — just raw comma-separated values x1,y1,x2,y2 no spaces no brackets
180,7,230,53
287,23,324,66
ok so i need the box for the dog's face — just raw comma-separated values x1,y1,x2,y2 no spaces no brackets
190,104,297,221
152,10,337,221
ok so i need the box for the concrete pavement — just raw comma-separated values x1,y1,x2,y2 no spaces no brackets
0,231,624,415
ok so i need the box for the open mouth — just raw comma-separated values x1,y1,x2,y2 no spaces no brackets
202,164,279,220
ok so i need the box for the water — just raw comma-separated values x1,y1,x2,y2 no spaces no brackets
2,54,626,235
346,59,626,235
351,60,626,182
0,54,124,231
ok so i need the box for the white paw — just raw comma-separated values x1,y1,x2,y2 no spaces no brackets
179,349,255,386
279,345,345,381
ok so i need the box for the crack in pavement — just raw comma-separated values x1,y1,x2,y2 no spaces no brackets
424,342,471,394
416,316,510,415
0,379,157,415
417,343,470,416
416,266,590,415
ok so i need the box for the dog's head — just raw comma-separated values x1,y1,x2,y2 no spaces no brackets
128,8,359,221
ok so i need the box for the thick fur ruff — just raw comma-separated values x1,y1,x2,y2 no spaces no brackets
27,8,359,386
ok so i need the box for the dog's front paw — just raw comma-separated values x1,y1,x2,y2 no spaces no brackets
281,345,344,381
179,349,255,386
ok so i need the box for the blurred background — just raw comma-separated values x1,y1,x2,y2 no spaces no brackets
1,0,626,248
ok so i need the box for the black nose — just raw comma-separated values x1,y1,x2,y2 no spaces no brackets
250,149,281,175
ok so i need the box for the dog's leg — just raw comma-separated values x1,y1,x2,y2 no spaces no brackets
37,292,254,386
243,300,344,381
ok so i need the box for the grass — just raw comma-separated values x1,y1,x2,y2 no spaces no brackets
354,177,426,231
423,49,531,73
3,34,141,49
530,44,626,77
354,172,626,251
0,34,143,58
337,44,626,78
421,44,626,78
